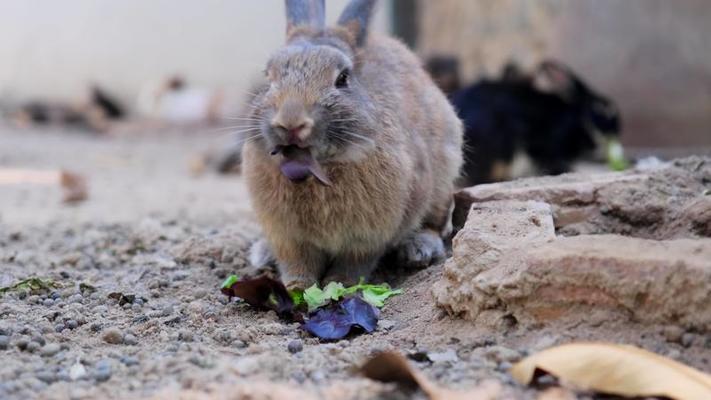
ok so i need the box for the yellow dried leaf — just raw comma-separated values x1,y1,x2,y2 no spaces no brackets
510,342,711,400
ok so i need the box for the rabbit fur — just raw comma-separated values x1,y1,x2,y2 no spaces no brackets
242,0,463,289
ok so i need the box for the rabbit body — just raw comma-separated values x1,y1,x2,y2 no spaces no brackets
242,0,462,288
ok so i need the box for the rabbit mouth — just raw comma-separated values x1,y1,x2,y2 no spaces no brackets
272,145,332,186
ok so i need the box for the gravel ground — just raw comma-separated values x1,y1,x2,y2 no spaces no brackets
0,126,708,399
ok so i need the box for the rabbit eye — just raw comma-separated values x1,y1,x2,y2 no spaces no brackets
335,70,349,89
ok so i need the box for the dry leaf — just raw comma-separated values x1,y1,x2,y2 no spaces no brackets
510,342,711,400
361,351,500,400
60,170,88,203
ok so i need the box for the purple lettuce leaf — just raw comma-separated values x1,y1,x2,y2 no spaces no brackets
303,296,379,340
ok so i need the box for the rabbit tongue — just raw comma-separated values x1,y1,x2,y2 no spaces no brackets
279,147,332,186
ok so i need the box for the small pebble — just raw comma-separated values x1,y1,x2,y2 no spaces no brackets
178,330,194,342
124,334,138,346
55,324,66,333
290,371,307,384
663,326,684,343
50,291,61,300
42,299,54,307
31,335,46,346
498,361,513,372
90,323,103,333
287,340,303,354
40,343,61,357
681,333,695,348
35,371,57,384
102,328,124,344
15,338,29,351
66,320,79,330
56,369,71,382
68,294,83,304
0,335,9,350
310,370,326,383
26,341,40,353
93,360,113,382
378,319,396,331
120,356,139,366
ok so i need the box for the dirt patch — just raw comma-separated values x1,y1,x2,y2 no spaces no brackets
0,129,709,399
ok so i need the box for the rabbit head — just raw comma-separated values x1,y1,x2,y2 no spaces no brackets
536,60,621,138
252,0,379,184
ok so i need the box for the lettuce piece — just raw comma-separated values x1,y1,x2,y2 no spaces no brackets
303,280,402,310
303,282,346,311
303,297,379,340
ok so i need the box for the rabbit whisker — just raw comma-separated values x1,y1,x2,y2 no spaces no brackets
339,130,375,146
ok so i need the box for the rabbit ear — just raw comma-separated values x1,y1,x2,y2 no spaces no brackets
337,0,377,47
285,0,325,36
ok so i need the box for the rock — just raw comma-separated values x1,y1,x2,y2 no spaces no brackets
40,343,61,357
31,335,45,346
66,320,79,330
0,335,9,350
454,157,711,239
663,326,684,343
68,294,83,304
433,200,556,325
55,324,66,333
426,349,459,363
485,346,520,363
35,370,57,384
435,200,711,330
377,319,396,331
124,334,138,346
102,328,124,344
69,362,86,381
94,361,112,382
177,330,194,342
120,356,139,366
518,236,711,328
26,341,40,353
42,299,54,307
15,338,28,351
287,340,303,354
681,333,695,348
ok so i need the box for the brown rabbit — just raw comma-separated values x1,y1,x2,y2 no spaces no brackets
242,0,463,289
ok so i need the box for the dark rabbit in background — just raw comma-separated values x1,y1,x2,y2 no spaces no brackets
450,60,622,186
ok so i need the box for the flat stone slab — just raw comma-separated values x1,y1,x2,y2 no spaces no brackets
453,157,711,240
435,198,711,331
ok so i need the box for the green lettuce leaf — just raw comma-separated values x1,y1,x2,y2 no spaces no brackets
303,280,402,310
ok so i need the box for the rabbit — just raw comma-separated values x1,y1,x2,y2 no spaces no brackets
452,60,621,186
241,0,463,289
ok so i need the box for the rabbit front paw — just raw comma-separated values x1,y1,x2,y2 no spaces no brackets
396,230,445,269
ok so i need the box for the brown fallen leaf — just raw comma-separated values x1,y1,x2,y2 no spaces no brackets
60,170,88,203
360,351,500,400
510,342,711,400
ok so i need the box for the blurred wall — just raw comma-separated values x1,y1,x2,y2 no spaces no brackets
0,0,391,110
418,0,711,148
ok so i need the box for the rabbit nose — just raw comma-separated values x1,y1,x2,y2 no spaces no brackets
272,119,313,145
285,123,307,144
